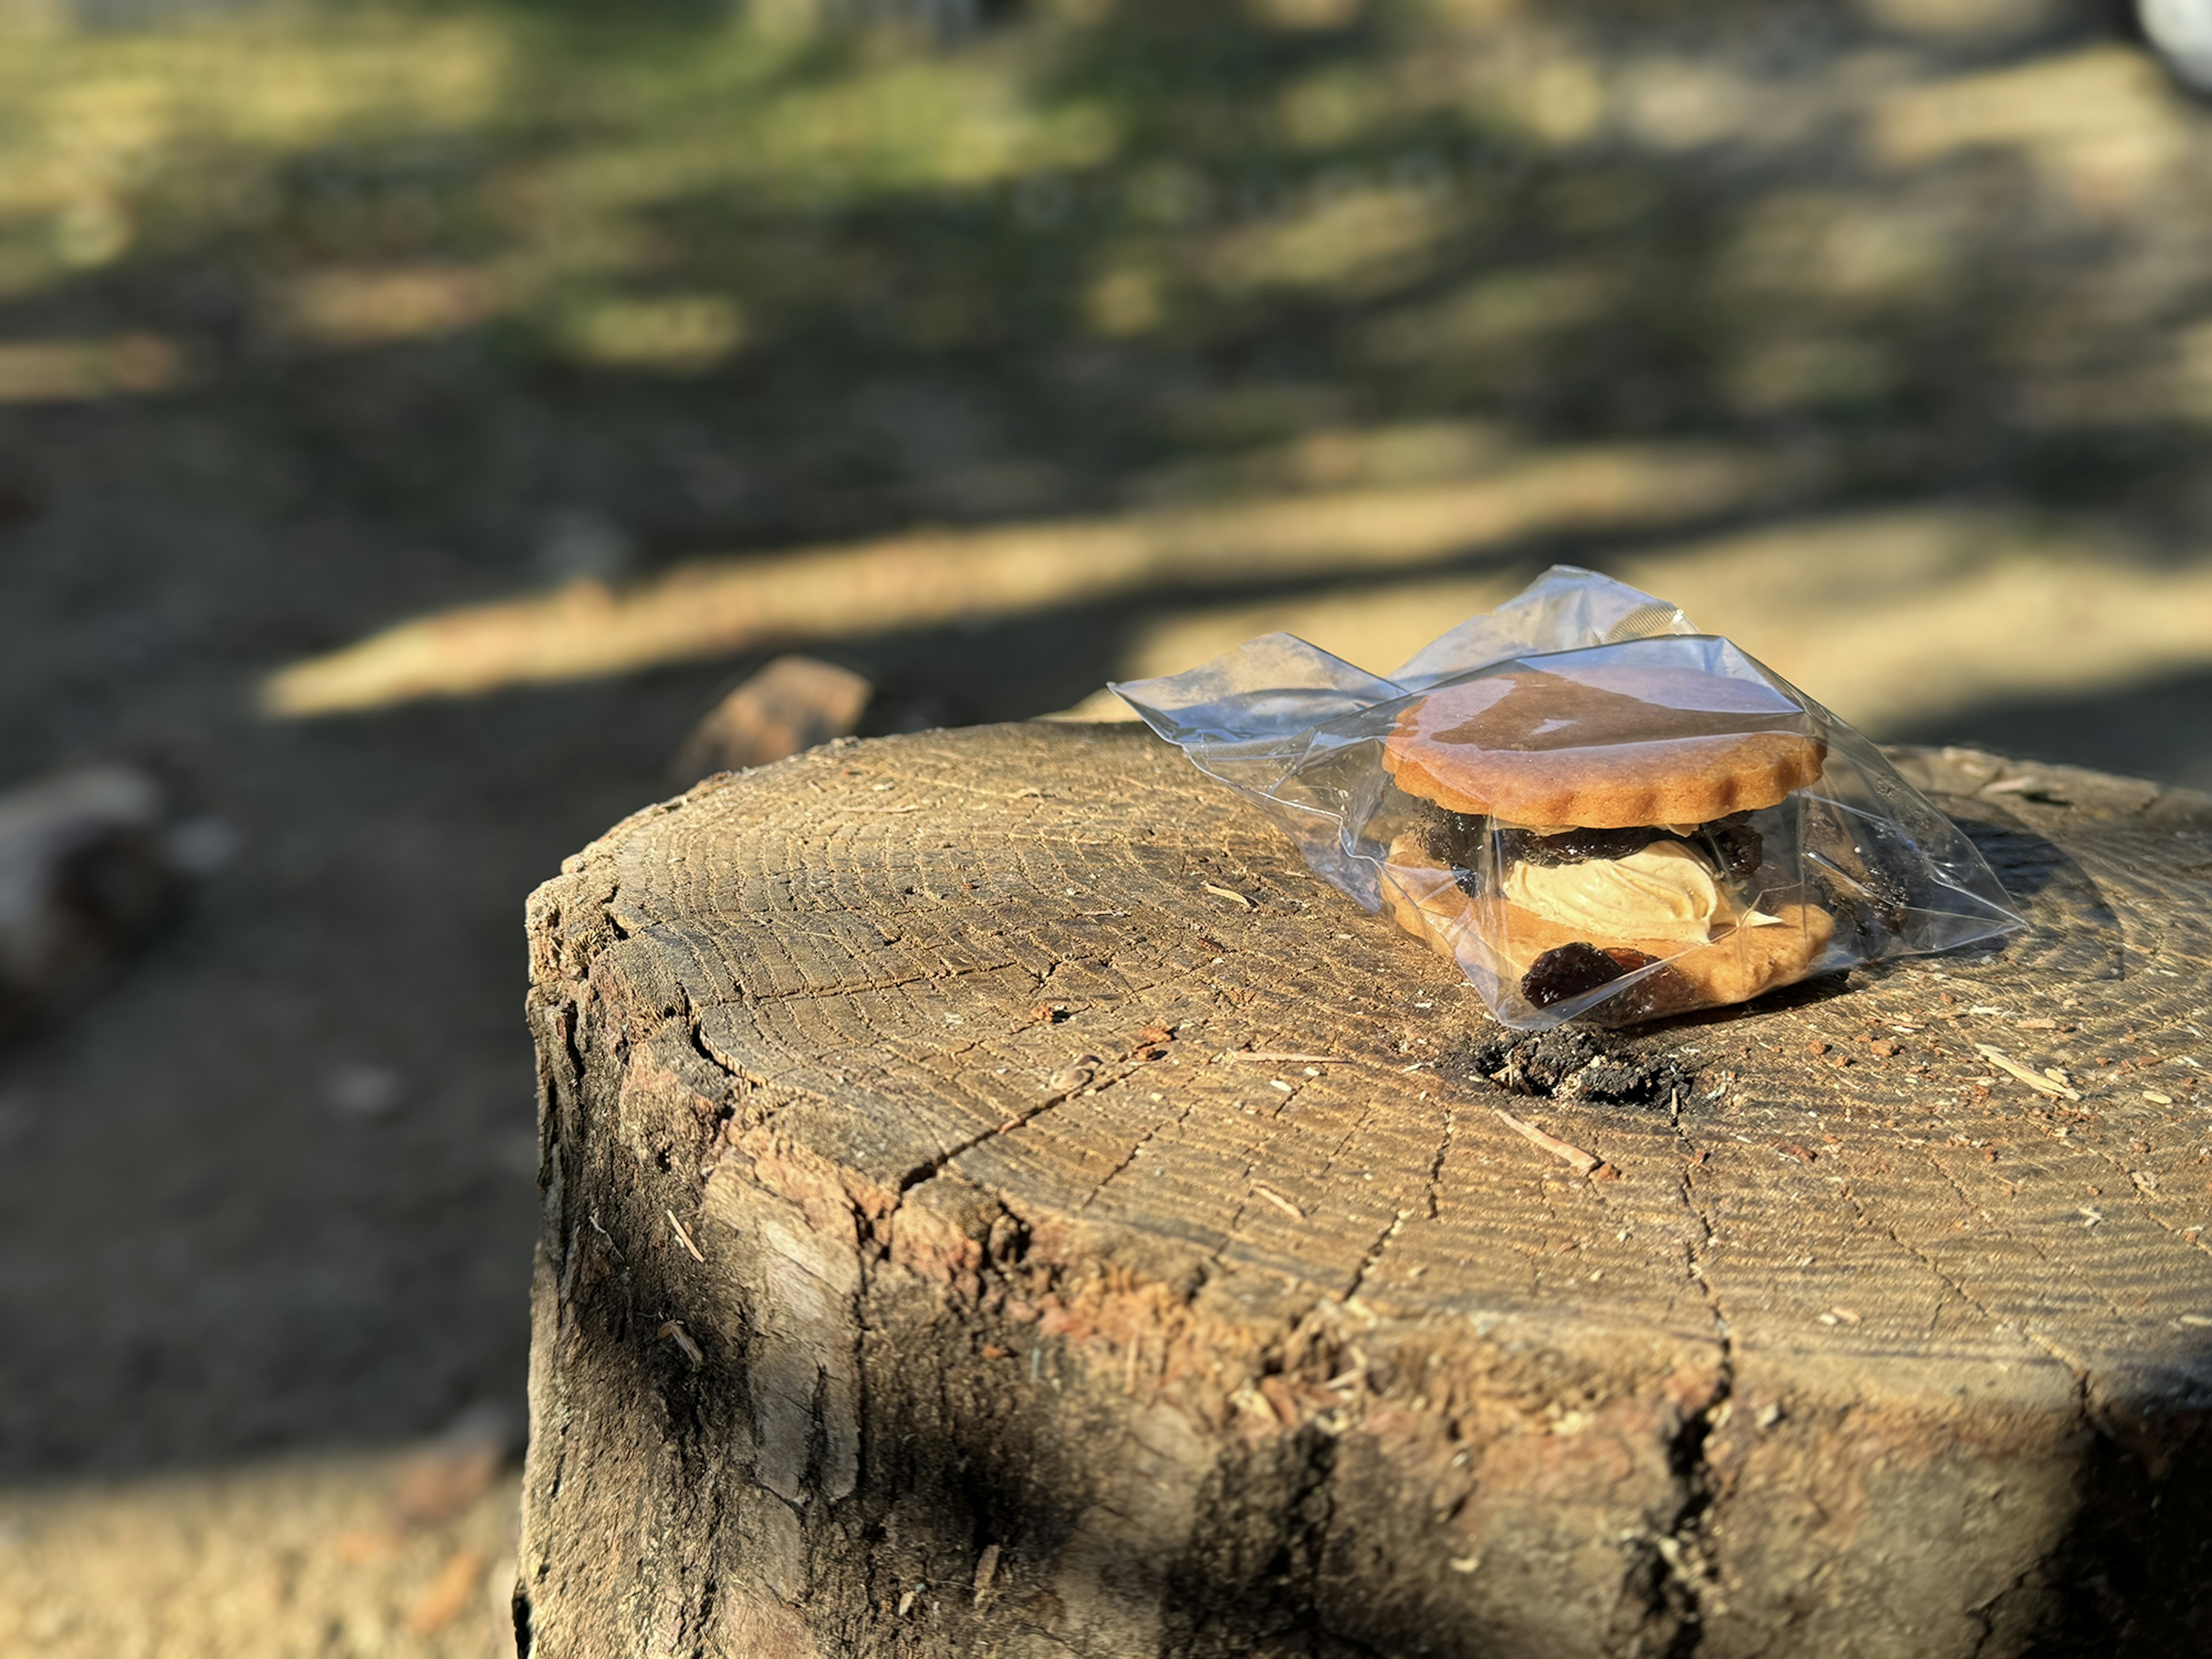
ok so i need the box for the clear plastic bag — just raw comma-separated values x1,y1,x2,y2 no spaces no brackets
1113,566,2025,1029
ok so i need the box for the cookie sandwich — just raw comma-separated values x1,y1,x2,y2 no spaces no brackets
1376,644,1836,1021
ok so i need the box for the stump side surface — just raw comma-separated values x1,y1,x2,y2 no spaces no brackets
520,723,2212,1659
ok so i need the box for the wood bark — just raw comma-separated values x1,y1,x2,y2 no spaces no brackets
517,723,2212,1659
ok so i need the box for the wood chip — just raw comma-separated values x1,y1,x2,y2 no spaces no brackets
1222,1050,1340,1063
1493,1107,1601,1177
667,1209,706,1262
1046,1055,1101,1093
658,1319,704,1366
1230,1385,1280,1424
1974,1044,2081,1101
1202,882,1253,908
2016,1017,2058,1030
1251,1182,1304,1219
972,1542,1001,1608
2145,1090,2175,1105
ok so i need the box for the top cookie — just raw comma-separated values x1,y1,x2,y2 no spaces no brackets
1382,647,1825,828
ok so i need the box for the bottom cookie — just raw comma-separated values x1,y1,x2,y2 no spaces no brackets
1380,832,1834,1021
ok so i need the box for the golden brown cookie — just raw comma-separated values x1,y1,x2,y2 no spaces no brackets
1378,832,1833,1018
1382,661,1825,828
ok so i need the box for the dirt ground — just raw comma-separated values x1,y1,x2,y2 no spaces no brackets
3,1,2212,1654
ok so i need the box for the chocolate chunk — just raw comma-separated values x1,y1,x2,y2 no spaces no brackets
1521,942,1660,1009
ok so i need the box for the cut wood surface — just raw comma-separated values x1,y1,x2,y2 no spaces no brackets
519,724,2212,1659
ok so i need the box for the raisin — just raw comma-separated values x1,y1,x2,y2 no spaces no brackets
1506,813,1761,878
1412,804,1488,897
1700,818,1764,880
1521,942,1659,1009
1417,806,1488,868
1821,863,1912,941
1596,960,1694,1025
1501,825,1661,866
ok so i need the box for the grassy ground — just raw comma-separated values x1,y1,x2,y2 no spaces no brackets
3,1,2211,1653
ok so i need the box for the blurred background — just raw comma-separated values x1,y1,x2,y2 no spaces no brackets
2,0,2211,1652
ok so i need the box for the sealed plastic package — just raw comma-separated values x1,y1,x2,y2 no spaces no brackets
1113,567,2025,1029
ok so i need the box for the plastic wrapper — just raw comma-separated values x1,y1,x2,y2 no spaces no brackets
1113,566,2025,1029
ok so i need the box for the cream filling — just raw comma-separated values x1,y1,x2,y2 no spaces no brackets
1502,840,1781,943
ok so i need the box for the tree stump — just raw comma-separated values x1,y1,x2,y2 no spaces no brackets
518,724,2212,1659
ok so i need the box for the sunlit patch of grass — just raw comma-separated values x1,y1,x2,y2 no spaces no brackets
1125,418,1517,503
1870,45,2196,215
273,263,508,346
0,13,512,285
529,51,1120,217
0,332,181,402
1202,176,1456,297
2180,322,2212,426
0,2,1135,348
1084,262,1166,335
1357,260,1618,363
1244,0,1369,31
1720,191,1960,306
1274,62,1415,150
1726,335,1900,416
554,292,746,371
1608,56,1763,153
